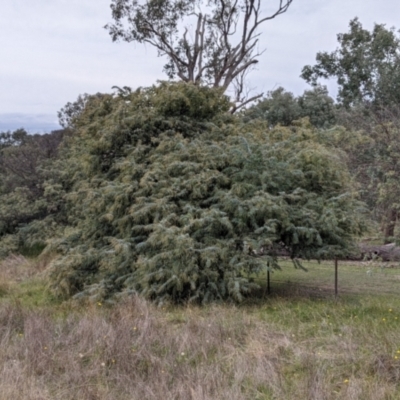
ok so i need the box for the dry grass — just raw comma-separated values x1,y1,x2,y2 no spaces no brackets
0,255,400,399
0,255,32,298
0,254,48,284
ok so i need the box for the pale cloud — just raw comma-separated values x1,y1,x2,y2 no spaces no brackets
1,0,400,131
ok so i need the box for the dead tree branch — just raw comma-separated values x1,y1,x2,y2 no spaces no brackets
105,0,294,111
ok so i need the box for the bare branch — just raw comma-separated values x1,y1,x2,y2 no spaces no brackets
230,93,263,113
105,0,294,107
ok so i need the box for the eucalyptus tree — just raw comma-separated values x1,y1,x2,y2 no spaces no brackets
242,87,301,126
242,85,336,128
336,103,400,242
0,129,29,150
298,85,336,128
301,18,400,108
105,0,293,110
302,18,400,241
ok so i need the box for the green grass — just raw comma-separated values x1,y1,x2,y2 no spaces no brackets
263,258,400,297
0,254,60,308
18,242,47,258
1,255,400,399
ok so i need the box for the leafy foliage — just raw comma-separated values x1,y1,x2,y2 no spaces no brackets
0,128,29,150
301,18,400,107
336,104,400,242
243,87,301,126
298,86,336,128
0,130,66,257
243,86,336,128
47,82,365,303
302,18,400,241
57,94,91,130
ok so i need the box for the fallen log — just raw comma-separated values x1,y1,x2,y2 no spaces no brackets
359,243,400,262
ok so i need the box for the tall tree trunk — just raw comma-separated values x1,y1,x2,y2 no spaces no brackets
384,208,397,243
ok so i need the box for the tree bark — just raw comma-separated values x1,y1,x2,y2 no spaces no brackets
384,208,398,244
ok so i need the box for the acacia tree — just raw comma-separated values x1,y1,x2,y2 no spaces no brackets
47,82,365,303
105,0,293,110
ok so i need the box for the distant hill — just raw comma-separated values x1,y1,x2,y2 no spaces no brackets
0,113,61,133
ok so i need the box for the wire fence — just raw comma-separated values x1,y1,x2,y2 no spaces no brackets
257,260,400,298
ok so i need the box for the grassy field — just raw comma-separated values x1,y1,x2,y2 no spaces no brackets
1,255,400,399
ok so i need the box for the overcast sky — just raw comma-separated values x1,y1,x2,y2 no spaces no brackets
1,0,400,132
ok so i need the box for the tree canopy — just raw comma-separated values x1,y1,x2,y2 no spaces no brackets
0,129,66,257
243,85,336,128
301,18,400,108
301,18,400,242
42,82,365,304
